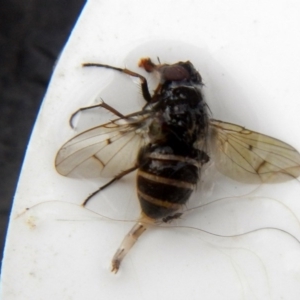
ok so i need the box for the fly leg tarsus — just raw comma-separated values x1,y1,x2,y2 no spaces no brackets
83,63,152,102
82,166,138,207
69,99,124,129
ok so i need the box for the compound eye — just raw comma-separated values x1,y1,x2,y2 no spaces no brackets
162,65,190,81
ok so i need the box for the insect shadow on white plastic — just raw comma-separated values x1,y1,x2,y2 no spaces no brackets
55,57,300,273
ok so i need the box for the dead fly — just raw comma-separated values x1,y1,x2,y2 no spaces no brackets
55,58,300,273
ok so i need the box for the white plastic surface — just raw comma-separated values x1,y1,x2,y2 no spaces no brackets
2,0,300,299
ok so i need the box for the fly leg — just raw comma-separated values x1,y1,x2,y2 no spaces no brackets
69,99,125,129
82,166,138,207
111,220,149,273
83,63,152,102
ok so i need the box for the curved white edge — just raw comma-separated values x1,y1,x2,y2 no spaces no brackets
2,0,300,299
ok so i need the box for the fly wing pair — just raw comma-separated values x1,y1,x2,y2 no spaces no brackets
55,112,300,184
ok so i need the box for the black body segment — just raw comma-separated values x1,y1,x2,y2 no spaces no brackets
137,150,199,219
136,59,210,220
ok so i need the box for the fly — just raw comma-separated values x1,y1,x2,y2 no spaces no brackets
55,57,300,273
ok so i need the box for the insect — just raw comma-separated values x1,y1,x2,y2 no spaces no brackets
55,57,300,273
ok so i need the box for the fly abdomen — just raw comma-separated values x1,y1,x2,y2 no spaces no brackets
137,145,201,220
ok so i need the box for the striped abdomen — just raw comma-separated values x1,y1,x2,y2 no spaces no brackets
137,145,202,220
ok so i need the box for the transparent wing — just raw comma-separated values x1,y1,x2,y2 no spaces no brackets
55,112,151,178
209,119,300,183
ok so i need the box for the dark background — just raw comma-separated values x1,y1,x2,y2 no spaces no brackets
0,0,86,268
